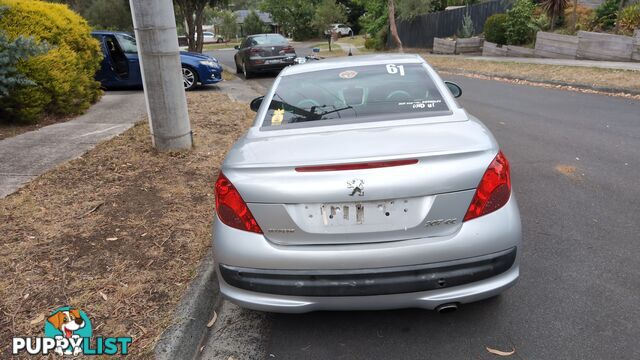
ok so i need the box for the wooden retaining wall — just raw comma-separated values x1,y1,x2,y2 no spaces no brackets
576,31,635,61
433,38,456,54
507,45,536,57
534,32,579,59
632,30,640,62
455,37,484,54
482,41,507,56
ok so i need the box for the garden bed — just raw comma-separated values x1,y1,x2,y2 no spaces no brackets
0,92,253,358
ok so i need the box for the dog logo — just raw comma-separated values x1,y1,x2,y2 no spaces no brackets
347,179,365,196
13,305,132,356
44,307,92,355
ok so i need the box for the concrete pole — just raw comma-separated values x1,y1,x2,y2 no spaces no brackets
129,0,193,151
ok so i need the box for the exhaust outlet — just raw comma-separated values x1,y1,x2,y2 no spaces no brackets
435,303,459,314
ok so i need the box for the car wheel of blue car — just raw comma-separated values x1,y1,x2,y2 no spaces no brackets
182,66,198,91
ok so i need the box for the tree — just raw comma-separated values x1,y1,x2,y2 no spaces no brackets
397,0,433,20
388,0,403,52
46,0,133,31
243,9,266,35
174,0,226,53
313,0,348,34
540,0,569,30
219,10,238,40
261,0,319,40
85,0,133,31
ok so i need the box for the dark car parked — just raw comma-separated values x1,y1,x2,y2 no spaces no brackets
92,31,223,90
233,34,296,78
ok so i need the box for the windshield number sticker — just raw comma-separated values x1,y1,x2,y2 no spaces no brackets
386,64,405,76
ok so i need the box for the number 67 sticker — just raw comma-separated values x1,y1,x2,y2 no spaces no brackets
386,64,405,76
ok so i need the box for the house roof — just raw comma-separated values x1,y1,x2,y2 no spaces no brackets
234,10,273,24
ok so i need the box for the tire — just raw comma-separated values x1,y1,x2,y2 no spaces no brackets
242,61,253,79
217,38,223,43
182,65,198,91
235,58,242,74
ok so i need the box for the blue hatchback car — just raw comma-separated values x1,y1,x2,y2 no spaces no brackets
92,31,223,90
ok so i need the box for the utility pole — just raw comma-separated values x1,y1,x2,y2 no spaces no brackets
129,0,193,151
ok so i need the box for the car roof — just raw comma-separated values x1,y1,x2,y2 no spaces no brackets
281,54,425,76
92,30,132,37
247,33,285,38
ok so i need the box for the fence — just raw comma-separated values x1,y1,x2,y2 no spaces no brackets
387,0,512,49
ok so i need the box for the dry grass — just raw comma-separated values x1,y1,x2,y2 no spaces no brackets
421,54,640,93
203,42,240,51
0,92,254,358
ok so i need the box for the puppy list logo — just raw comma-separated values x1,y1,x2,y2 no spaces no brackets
13,306,132,356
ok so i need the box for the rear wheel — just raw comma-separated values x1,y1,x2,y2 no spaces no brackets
217,37,223,43
182,66,198,91
242,61,253,79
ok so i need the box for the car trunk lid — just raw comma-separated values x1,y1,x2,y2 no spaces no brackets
222,119,497,245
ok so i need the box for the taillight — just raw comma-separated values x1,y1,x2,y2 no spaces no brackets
463,151,511,222
283,45,295,53
249,47,260,55
214,173,262,233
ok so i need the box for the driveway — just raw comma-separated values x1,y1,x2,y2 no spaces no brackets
0,90,146,198
198,58,640,360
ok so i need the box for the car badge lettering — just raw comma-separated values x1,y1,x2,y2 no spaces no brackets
347,179,365,196
425,218,458,227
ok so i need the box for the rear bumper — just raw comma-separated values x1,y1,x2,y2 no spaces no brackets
219,247,516,297
213,195,521,312
217,262,519,313
247,58,295,72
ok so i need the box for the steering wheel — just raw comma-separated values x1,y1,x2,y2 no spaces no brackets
296,99,321,109
386,90,412,102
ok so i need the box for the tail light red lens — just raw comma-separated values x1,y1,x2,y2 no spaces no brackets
463,150,511,222
249,47,261,55
214,173,262,233
283,46,295,53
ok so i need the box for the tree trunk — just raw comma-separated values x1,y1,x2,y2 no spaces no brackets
388,0,403,53
571,0,578,32
194,2,206,53
550,13,556,31
614,0,627,32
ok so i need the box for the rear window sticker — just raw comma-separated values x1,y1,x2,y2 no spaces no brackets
339,70,358,79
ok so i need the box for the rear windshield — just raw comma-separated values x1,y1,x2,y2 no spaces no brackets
261,63,449,130
250,34,288,45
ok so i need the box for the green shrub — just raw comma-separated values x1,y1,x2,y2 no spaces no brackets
0,32,47,97
0,0,102,123
458,13,475,38
592,0,620,31
484,13,508,44
617,3,640,35
364,27,387,51
505,0,535,45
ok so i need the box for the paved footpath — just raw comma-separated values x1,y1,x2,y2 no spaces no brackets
466,56,640,71
0,91,146,198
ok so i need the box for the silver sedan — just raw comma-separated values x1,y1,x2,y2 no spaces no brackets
212,54,521,313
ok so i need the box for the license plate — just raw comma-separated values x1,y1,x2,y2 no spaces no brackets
319,200,410,226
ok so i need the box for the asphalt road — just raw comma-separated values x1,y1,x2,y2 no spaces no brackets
200,53,640,360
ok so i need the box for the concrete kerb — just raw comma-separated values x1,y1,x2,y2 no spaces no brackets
154,245,221,360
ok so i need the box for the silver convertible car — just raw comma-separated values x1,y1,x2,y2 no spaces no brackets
213,54,521,313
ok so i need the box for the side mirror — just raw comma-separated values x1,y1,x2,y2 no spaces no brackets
234,45,240,50
444,81,462,98
250,96,264,112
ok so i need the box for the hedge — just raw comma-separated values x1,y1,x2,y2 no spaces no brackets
0,0,102,123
